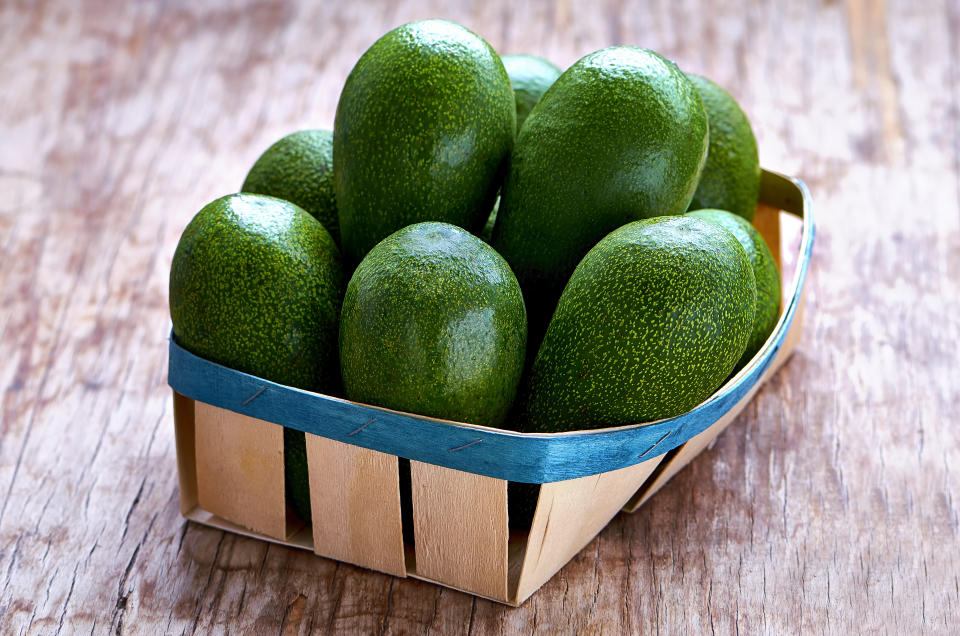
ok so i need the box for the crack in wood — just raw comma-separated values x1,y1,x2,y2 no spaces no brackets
466,596,476,636
2,535,23,597
121,477,147,544
189,533,226,635
56,563,80,636
175,522,189,556
325,561,342,633
377,578,395,636
111,542,141,633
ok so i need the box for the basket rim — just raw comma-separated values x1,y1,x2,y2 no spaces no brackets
167,169,815,483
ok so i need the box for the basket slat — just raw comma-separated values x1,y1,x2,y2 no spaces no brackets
173,392,198,515
410,462,509,601
194,402,291,540
306,435,407,577
514,456,662,603
753,203,782,270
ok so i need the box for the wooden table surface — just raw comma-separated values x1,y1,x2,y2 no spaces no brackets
2,0,957,633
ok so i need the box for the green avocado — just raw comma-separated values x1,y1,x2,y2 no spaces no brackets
688,209,780,370
169,193,344,524
333,19,516,265
339,222,527,427
501,54,562,131
686,73,761,221
514,216,755,433
493,47,708,343
241,129,340,244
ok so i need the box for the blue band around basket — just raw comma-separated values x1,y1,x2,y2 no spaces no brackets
168,173,814,483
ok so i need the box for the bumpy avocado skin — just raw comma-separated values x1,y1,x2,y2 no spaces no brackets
501,54,562,131
686,73,761,221
339,222,527,428
688,209,780,370
334,20,516,265
515,216,756,433
242,129,340,244
169,193,345,523
493,48,709,341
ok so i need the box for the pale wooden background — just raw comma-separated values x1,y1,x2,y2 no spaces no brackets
1,0,958,633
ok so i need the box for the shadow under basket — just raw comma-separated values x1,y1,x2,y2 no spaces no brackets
168,169,815,606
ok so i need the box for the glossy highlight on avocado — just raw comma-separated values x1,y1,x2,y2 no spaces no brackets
493,47,709,340
334,19,516,265
169,193,344,523
339,222,527,427
514,216,756,433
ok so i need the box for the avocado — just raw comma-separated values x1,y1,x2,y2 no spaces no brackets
169,193,344,524
501,54,562,131
688,209,780,370
492,47,708,343
339,222,527,427
241,129,340,244
334,19,516,265
514,216,755,433
686,73,761,221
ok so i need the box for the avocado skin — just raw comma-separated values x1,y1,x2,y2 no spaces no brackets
242,129,340,244
514,216,755,433
339,222,527,428
686,74,761,221
688,209,780,370
493,48,708,342
501,54,562,131
169,193,344,523
334,20,516,265
283,430,310,524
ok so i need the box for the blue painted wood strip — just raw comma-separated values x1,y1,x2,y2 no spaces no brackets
168,172,815,484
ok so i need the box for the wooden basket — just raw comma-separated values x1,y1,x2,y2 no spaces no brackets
168,169,814,606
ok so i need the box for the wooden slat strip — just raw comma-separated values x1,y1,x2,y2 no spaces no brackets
305,435,406,577
410,462,509,601
172,392,198,514
193,402,290,540
514,457,662,604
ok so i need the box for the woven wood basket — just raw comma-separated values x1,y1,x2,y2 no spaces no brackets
168,169,814,605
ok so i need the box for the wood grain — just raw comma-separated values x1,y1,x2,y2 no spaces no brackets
410,462,509,602
305,435,406,577
194,402,290,541
515,456,662,604
1,0,958,633
173,393,198,515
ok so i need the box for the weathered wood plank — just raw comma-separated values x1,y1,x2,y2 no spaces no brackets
1,0,957,633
